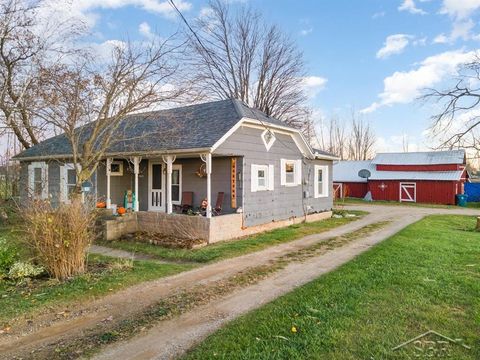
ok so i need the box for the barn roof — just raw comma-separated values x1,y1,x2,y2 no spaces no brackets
333,160,375,183
369,170,464,181
372,149,465,165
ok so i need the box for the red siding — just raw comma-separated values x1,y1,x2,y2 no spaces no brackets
338,182,368,198
368,180,464,205
376,164,463,171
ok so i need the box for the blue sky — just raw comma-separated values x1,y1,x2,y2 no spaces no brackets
43,0,480,152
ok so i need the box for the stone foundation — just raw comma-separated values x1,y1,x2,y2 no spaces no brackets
103,213,138,241
102,210,333,244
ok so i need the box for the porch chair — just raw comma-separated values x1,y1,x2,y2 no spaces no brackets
173,191,194,214
213,192,224,216
199,192,225,216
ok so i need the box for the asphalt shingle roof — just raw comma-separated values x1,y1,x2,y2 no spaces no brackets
14,99,288,159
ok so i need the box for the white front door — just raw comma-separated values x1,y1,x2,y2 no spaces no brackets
400,182,416,202
149,161,165,211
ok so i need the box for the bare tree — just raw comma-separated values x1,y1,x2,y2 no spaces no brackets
317,115,349,160
0,0,81,149
348,113,376,160
186,0,309,129
423,55,480,154
36,38,187,193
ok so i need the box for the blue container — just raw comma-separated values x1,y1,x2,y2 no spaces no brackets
456,194,468,207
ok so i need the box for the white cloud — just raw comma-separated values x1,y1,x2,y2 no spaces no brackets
139,21,154,38
300,27,313,36
361,50,479,113
433,18,475,43
302,76,328,98
440,0,480,19
39,0,192,30
299,19,313,36
398,0,427,15
372,11,386,19
376,34,412,59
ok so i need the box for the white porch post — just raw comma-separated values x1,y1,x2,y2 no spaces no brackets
106,157,112,209
206,153,212,218
166,155,173,214
133,157,140,212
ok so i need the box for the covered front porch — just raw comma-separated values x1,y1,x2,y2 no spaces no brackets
97,152,243,219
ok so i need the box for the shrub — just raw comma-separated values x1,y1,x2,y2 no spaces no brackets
7,261,45,280
20,198,96,280
0,236,18,277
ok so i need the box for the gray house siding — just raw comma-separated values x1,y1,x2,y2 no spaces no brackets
215,125,333,227
18,159,98,206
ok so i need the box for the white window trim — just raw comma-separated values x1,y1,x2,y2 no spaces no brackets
314,165,329,198
280,159,302,187
28,161,48,200
171,164,182,205
60,163,81,203
110,160,124,176
251,164,274,192
261,129,276,151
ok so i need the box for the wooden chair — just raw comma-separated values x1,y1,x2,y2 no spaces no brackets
213,192,224,216
173,191,194,214
199,192,225,216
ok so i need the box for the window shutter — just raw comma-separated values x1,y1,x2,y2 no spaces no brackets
27,163,34,196
295,160,302,185
41,162,48,200
323,166,329,196
268,165,274,191
314,166,319,198
280,159,286,185
60,165,67,203
251,164,258,192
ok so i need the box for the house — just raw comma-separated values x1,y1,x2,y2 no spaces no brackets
13,99,337,243
333,150,467,205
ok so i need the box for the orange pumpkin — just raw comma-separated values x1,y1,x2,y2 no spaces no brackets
117,207,126,215
96,202,106,208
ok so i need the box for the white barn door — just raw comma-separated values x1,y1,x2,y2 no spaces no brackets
399,182,416,202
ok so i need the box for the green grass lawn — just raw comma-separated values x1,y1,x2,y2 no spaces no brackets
335,197,480,209
0,254,193,325
184,215,480,360
99,211,367,263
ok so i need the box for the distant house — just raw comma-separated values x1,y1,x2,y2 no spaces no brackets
13,99,337,243
333,150,467,205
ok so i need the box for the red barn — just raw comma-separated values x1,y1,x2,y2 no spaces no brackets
333,150,467,205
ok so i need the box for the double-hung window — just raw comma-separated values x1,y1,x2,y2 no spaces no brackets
314,165,329,198
28,162,48,199
280,159,302,186
171,165,182,204
60,164,78,203
251,164,274,192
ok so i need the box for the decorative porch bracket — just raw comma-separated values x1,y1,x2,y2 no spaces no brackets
200,153,212,218
162,155,176,214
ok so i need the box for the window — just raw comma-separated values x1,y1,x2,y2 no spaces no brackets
28,162,48,199
251,164,274,192
314,165,329,198
171,165,182,204
261,129,276,151
61,164,78,203
280,159,302,186
109,160,123,176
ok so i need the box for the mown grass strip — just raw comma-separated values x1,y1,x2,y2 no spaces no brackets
184,215,480,360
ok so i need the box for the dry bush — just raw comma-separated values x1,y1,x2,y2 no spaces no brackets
20,198,96,280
